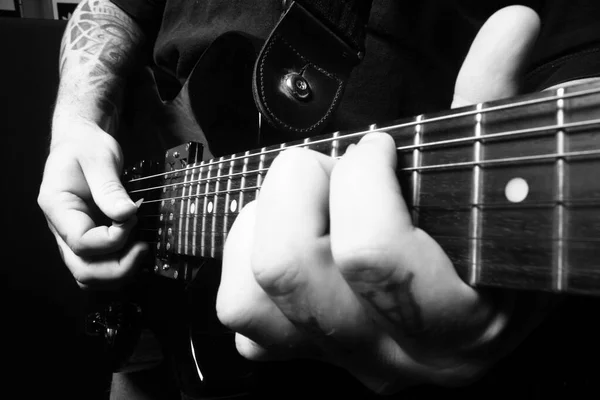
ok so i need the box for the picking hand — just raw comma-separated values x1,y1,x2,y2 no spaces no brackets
217,6,541,393
38,117,148,289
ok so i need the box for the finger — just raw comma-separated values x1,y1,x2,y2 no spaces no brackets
233,333,323,362
452,5,540,108
50,224,148,289
250,149,374,347
45,194,137,257
38,156,138,257
330,132,492,350
217,201,304,356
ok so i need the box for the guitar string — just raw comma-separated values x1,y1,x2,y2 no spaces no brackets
128,148,600,202
138,235,600,243
126,86,600,185
136,205,600,225
129,133,590,195
126,116,600,192
136,194,600,237
135,199,600,218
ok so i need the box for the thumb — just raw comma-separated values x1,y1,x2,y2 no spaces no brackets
85,159,138,222
452,5,540,108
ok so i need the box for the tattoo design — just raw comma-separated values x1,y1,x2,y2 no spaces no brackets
59,0,143,130
362,272,425,337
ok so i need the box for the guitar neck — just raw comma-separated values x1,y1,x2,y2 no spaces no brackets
130,80,600,297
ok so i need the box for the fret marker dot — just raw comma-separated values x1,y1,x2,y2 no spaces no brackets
505,178,529,203
208,201,214,213
230,199,238,213
190,203,196,214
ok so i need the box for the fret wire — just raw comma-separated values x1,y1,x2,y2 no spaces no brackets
223,155,236,245
127,84,600,185
239,150,249,209
191,161,203,257
201,162,212,257
411,116,423,225
212,157,225,258
256,147,266,197
331,131,340,158
179,160,191,255
555,88,567,292
469,104,484,286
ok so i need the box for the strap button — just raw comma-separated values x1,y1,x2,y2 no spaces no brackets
283,73,312,101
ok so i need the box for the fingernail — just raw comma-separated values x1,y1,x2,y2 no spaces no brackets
344,143,356,155
134,198,144,208
118,198,137,210
360,132,383,143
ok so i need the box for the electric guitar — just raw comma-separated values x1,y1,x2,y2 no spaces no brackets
85,31,600,393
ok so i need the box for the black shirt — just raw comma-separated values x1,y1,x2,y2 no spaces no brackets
113,0,600,125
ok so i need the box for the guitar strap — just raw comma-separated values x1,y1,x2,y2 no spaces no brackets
252,0,373,138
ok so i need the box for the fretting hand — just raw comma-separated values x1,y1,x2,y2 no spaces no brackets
216,6,542,392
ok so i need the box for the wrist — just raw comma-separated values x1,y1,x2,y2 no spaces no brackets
50,112,113,152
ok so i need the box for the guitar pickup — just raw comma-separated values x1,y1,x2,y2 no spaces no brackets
165,142,203,171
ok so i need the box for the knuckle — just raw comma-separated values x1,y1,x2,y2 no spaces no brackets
235,336,269,361
98,179,125,197
71,268,94,287
216,295,246,331
36,191,49,210
66,236,86,257
334,245,396,285
251,252,303,297
431,363,488,388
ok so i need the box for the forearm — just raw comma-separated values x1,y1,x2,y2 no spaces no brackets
53,0,145,138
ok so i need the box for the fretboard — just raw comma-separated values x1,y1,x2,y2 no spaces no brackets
130,80,600,297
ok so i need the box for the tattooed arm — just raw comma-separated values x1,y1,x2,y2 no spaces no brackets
38,0,150,288
55,0,143,135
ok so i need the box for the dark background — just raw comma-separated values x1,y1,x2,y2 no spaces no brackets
0,17,111,399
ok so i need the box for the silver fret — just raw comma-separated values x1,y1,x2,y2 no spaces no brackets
331,131,340,157
239,150,249,208
191,161,203,257
212,157,225,258
554,87,566,292
469,104,484,285
303,137,311,151
256,147,266,196
201,163,212,257
412,115,423,225
224,155,235,243
178,168,190,254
